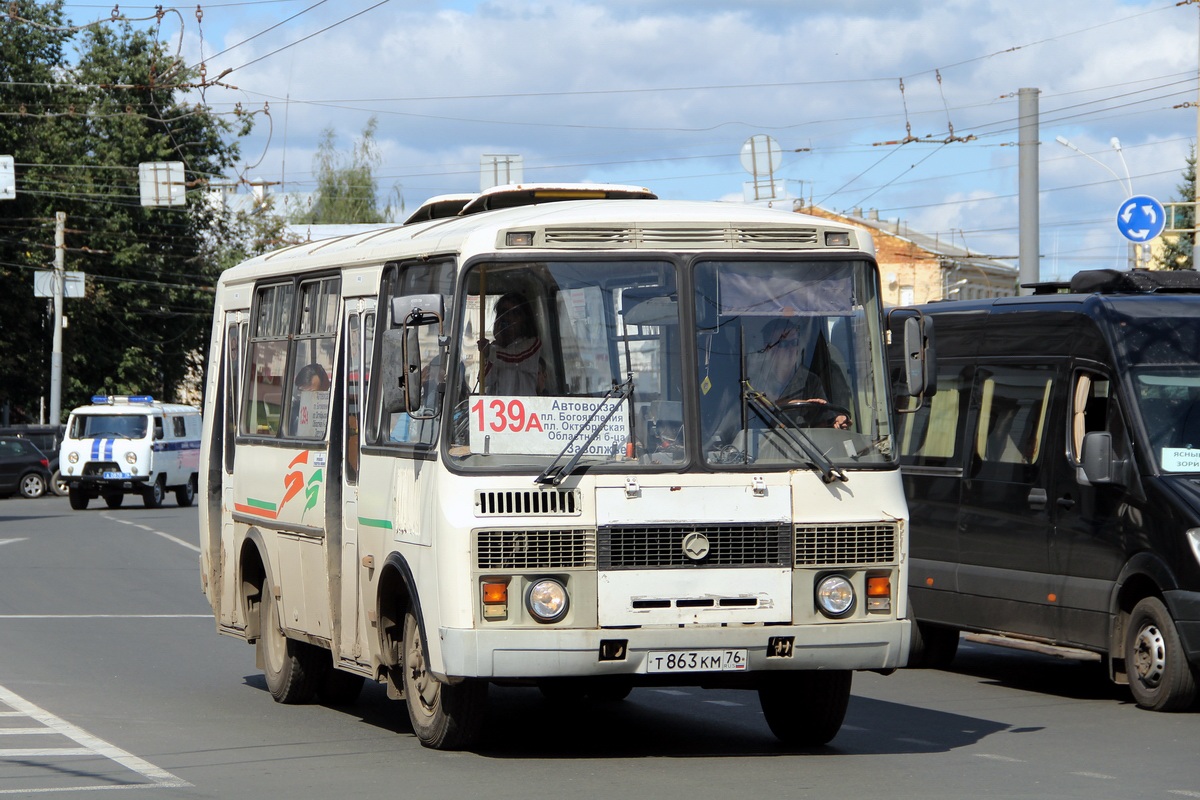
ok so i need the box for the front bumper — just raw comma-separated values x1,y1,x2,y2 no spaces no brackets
438,618,911,679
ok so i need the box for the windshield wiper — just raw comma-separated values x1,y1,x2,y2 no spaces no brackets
535,376,634,486
742,384,847,484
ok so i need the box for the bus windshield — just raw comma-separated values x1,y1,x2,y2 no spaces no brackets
447,257,892,472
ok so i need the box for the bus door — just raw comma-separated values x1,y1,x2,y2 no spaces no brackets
218,310,247,625
957,362,1064,639
338,298,375,663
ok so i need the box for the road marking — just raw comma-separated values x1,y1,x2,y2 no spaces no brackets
897,737,939,747
1168,791,1200,798
974,753,1024,763
0,683,191,793
1071,771,1116,780
101,513,200,553
703,700,743,707
0,538,28,547
650,689,691,696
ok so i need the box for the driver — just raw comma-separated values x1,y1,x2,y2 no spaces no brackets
749,318,850,430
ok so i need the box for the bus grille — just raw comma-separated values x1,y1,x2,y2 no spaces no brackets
597,524,792,569
541,225,821,249
794,522,898,566
476,529,596,569
475,489,581,516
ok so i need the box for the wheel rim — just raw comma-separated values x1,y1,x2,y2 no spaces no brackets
22,475,44,497
405,628,440,719
1131,621,1168,689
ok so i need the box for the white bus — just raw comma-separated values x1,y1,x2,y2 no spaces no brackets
199,184,931,750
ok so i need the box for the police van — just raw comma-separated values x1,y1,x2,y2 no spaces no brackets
897,269,1200,712
60,395,202,510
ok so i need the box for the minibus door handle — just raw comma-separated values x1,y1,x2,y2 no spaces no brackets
1027,488,1047,510
1057,495,1076,510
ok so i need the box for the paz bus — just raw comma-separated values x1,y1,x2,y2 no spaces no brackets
198,184,932,749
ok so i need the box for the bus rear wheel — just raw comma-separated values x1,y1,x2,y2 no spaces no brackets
258,588,320,704
402,610,486,749
103,492,124,509
758,670,852,748
1125,596,1197,711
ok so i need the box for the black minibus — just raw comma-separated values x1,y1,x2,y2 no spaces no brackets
898,269,1200,711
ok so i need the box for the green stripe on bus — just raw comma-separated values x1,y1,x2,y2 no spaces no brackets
246,498,277,511
358,517,394,530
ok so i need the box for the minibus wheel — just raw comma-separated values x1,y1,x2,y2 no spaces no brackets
103,492,123,509
68,487,89,510
1125,596,1197,711
258,588,319,704
401,610,487,749
176,475,196,507
757,669,851,747
142,477,165,508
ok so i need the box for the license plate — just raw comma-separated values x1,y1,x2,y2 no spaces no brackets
645,649,747,673
102,472,131,480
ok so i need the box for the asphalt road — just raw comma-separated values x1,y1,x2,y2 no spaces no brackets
0,496,1196,799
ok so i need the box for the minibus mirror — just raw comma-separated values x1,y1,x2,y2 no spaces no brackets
1081,431,1125,486
903,315,937,397
380,328,423,415
402,326,422,412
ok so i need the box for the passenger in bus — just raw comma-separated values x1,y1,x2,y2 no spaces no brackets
296,363,330,392
749,318,850,430
478,292,542,395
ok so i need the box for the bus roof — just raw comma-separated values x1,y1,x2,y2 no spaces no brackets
220,198,873,285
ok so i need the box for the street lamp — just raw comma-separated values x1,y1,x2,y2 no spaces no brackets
1055,135,1131,198
1056,134,1139,268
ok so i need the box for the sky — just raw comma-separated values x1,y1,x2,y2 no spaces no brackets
55,0,1200,280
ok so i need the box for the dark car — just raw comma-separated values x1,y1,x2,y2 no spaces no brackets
0,424,66,496
0,436,52,499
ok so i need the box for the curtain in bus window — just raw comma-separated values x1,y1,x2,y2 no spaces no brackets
899,365,972,467
346,313,362,483
972,366,1054,481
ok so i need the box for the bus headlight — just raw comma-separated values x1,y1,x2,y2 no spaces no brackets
526,578,569,623
816,574,855,618
67,452,78,464
125,452,137,465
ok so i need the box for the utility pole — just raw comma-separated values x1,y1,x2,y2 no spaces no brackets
50,211,64,425
1018,88,1040,293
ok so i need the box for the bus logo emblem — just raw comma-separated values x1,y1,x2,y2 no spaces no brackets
682,532,711,561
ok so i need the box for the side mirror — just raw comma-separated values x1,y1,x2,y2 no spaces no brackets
381,328,422,415
902,315,937,397
1081,431,1126,486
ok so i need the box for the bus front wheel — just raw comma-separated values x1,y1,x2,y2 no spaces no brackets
758,670,852,747
1125,596,1197,711
401,610,486,750
259,588,319,704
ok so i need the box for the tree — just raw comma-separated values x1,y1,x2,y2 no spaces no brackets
0,3,249,420
292,117,400,224
1154,145,1196,271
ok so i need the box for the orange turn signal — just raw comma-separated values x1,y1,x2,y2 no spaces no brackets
867,576,891,597
483,581,509,604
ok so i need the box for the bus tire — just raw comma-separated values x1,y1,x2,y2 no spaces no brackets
259,588,319,704
68,487,89,510
103,492,124,509
402,610,487,750
176,475,196,507
1125,596,1197,711
757,670,852,748
142,477,165,508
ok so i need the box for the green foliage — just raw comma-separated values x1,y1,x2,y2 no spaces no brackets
0,3,251,421
292,117,399,224
1154,146,1196,271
